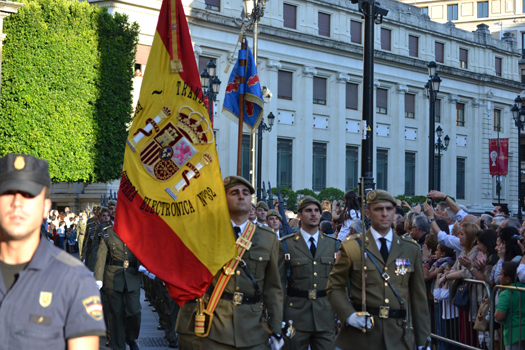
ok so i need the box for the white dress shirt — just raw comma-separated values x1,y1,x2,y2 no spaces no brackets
231,219,249,237
370,227,393,253
300,228,319,249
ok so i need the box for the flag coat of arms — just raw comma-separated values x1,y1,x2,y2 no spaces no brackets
114,0,237,304
222,37,264,129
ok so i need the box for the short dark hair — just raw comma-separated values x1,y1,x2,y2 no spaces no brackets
476,229,497,255
320,220,334,236
500,206,510,216
435,219,449,234
395,206,405,217
502,261,519,282
438,244,455,258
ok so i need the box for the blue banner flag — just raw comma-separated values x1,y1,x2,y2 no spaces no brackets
222,37,264,130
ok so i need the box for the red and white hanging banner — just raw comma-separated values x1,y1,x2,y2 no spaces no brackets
489,138,509,176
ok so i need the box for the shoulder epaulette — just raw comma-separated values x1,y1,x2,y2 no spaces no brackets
345,234,359,241
322,233,338,241
257,225,275,234
400,235,420,247
279,233,295,242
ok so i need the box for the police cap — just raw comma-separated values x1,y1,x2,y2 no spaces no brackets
223,176,255,194
297,196,322,212
0,154,51,197
366,189,397,207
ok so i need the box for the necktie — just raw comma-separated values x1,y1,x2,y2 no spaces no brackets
379,237,389,263
309,237,317,258
233,226,241,238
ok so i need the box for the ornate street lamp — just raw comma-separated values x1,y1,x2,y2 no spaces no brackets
434,125,450,191
200,60,221,125
256,112,274,200
426,61,442,192
512,96,525,222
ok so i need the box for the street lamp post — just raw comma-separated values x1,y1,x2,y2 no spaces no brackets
200,60,221,126
434,125,450,191
256,112,275,200
512,96,525,222
425,61,442,192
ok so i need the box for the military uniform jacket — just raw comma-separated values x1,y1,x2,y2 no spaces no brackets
278,232,338,332
94,226,140,292
87,223,108,272
81,217,97,260
204,224,283,348
326,230,430,350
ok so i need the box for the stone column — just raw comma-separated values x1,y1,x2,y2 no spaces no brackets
264,59,281,186
333,72,350,191
296,66,316,190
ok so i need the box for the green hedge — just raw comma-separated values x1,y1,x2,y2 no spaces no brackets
0,0,139,182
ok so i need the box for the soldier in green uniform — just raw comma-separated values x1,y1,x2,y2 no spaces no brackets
94,212,141,350
77,212,87,255
327,190,431,350
87,206,110,272
197,176,283,350
278,196,338,350
81,206,100,263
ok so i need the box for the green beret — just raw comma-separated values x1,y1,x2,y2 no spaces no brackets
108,199,117,207
256,201,269,211
297,196,322,212
366,189,397,207
223,175,255,194
267,209,282,221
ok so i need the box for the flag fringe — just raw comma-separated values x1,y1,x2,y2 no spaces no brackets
171,60,183,73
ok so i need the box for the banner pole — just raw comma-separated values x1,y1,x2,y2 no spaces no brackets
236,38,247,176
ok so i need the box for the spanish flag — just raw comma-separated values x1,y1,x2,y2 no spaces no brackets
114,0,237,304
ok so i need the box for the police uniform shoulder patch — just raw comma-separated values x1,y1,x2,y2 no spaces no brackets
83,296,103,321
39,291,53,308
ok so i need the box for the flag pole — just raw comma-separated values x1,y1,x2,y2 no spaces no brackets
236,38,247,176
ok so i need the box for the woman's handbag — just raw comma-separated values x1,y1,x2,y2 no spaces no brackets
473,294,490,332
452,284,470,311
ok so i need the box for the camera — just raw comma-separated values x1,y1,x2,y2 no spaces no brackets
511,235,524,244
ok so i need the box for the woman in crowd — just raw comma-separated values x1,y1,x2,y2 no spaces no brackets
332,191,360,241
462,229,498,285
491,227,523,285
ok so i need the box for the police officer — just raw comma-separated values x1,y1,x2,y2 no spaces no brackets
0,154,106,349
199,176,283,350
94,214,141,350
327,190,430,350
279,196,338,350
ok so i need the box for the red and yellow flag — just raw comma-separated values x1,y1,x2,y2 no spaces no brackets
114,0,237,304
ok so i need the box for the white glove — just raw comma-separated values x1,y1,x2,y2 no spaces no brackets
138,265,148,274
148,273,156,280
96,280,103,290
347,312,373,330
418,347,431,350
270,336,284,350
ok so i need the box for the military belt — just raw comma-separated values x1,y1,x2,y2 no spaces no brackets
355,304,406,319
287,287,327,299
206,287,261,305
110,260,137,268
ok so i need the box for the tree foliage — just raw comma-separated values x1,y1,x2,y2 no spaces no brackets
295,188,318,201
0,0,139,182
318,187,345,202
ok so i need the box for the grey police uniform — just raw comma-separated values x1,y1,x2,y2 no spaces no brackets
0,237,106,349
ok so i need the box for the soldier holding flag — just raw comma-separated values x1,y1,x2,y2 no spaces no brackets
327,189,430,350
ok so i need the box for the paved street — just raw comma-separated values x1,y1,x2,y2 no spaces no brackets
99,288,177,350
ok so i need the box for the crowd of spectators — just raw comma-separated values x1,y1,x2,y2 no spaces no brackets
42,207,84,253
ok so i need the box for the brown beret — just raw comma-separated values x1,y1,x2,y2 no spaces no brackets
297,196,322,212
256,201,269,211
223,175,255,194
366,189,397,207
267,209,282,221
108,199,117,207
99,206,108,213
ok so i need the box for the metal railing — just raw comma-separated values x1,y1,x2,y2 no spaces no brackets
490,284,525,350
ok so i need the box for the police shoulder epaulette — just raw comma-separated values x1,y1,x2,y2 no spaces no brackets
279,233,295,242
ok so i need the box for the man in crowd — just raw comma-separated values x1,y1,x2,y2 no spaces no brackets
0,153,106,349
94,203,141,350
199,176,283,350
327,189,430,350
279,196,339,350
255,201,269,226
267,209,283,237
493,205,509,218
411,215,431,247
249,203,257,224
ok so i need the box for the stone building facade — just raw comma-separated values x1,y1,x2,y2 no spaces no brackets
78,0,523,214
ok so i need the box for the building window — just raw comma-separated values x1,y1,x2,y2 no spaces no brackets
456,158,466,199
494,109,502,132
198,56,216,73
381,28,391,51
278,70,293,100
283,4,297,29
405,93,415,118
495,57,502,77
435,42,444,63
460,48,468,69
409,35,419,57
318,12,330,37
456,103,465,126
277,139,293,189
346,146,359,192
241,134,251,181
346,83,358,110
313,77,327,105
448,4,458,20
405,152,416,196
477,1,488,17
376,149,388,191
351,20,362,44
312,142,327,191
422,7,428,15
376,88,388,114
205,0,219,11
435,99,441,123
